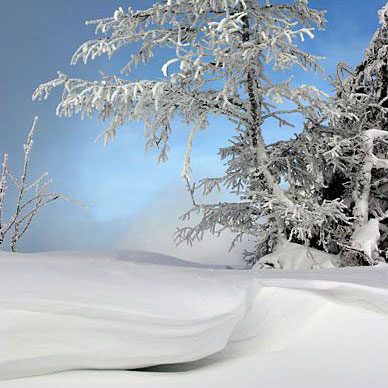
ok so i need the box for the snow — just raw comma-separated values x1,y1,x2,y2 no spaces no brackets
30,249,240,269
0,251,253,380
1,247,388,388
256,242,339,269
352,218,381,261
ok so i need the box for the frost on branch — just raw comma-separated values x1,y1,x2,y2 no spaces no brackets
0,117,79,252
33,0,353,266
301,3,388,265
33,0,327,177
334,3,387,264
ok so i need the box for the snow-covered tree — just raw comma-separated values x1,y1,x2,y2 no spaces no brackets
256,122,352,263
321,4,388,264
33,0,349,265
281,3,388,266
0,117,78,252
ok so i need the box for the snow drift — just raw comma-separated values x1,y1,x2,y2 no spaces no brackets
1,248,388,387
0,251,254,380
256,242,339,269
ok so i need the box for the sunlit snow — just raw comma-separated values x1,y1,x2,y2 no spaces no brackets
1,247,387,388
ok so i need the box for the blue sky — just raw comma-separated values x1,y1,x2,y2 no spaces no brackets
0,0,386,260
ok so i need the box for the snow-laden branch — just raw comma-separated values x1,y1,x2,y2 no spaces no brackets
324,3,388,264
33,0,327,176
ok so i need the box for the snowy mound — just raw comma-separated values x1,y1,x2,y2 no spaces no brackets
0,251,255,380
1,249,388,388
256,242,339,269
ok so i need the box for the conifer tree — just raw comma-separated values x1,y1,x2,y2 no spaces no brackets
326,4,388,264
33,0,349,265
280,3,388,266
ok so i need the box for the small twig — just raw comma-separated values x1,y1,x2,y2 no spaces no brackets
0,154,8,245
185,176,198,207
11,117,38,251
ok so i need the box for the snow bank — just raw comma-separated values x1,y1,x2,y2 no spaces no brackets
1,249,388,388
0,251,255,380
256,242,338,269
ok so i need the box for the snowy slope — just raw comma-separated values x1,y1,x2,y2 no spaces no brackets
30,249,239,268
1,249,387,388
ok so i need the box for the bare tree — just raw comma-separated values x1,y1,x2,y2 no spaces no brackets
0,117,79,252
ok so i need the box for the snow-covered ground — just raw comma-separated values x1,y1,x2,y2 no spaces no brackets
1,248,387,388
